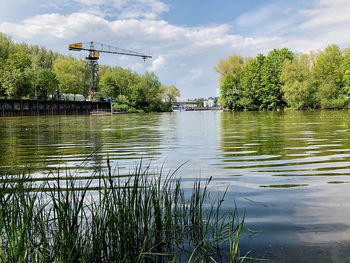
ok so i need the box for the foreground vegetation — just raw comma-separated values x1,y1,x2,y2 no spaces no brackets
216,45,350,110
0,163,245,262
0,33,180,112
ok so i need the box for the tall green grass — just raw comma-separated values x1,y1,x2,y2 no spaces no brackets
0,162,244,262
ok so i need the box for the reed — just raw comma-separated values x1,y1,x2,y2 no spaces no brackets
0,163,244,262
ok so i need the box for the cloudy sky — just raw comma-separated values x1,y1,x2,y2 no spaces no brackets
0,0,349,99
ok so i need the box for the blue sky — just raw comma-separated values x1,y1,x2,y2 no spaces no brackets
0,0,349,99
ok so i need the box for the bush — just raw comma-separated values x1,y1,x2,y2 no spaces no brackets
115,94,129,105
238,97,257,111
320,96,350,109
112,103,128,112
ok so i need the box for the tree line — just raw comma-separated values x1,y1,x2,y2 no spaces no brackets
216,44,350,110
0,33,180,112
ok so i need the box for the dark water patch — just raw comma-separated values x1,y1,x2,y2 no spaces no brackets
259,184,309,188
328,181,349,184
0,173,150,183
273,172,350,176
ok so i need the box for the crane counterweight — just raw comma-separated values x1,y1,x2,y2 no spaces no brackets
69,43,83,50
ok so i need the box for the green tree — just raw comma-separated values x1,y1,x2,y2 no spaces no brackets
219,74,244,110
131,82,147,108
0,33,12,62
0,33,14,96
342,51,350,93
29,45,58,70
131,72,162,111
0,53,32,98
111,67,140,96
216,55,248,110
214,55,248,84
314,44,344,88
57,73,79,97
112,95,133,112
240,54,265,110
30,54,42,99
53,57,90,96
12,42,31,55
314,44,347,108
99,71,119,98
260,48,294,110
37,69,59,100
160,84,181,103
281,54,317,109
99,66,141,98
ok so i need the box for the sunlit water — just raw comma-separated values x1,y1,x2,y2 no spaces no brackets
1,111,350,262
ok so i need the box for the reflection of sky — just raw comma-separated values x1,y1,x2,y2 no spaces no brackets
215,111,350,261
292,183,350,243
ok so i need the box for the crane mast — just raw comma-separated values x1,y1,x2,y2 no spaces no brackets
69,41,151,100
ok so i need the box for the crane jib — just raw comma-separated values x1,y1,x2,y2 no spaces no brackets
68,41,152,101
68,42,151,59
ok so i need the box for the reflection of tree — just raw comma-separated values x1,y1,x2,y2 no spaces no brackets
219,111,350,170
0,116,96,174
0,114,165,176
283,111,350,157
95,113,164,159
219,111,284,158
89,116,103,172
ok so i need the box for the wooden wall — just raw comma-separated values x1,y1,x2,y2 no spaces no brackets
0,99,110,116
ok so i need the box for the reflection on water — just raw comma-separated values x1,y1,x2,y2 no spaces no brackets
0,114,171,172
2,111,350,261
219,111,350,262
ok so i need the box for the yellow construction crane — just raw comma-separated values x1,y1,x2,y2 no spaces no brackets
69,41,152,100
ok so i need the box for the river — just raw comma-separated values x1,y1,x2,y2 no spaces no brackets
1,110,350,262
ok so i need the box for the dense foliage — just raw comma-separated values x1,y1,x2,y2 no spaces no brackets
217,45,350,110
0,33,180,112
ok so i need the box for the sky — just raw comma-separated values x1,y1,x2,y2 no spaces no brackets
0,0,349,99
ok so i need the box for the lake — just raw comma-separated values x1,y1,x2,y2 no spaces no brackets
1,110,350,262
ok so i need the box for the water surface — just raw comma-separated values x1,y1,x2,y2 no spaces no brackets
1,111,350,262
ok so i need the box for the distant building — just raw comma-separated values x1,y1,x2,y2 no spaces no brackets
207,98,214,107
203,98,215,107
203,99,209,107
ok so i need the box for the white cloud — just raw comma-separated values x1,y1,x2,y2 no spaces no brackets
0,12,279,53
0,13,109,39
179,68,203,85
234,0,350,53
0,11,287,98
1,0,350,99
131,61,143,68
294,0,350,50
148,55,166,71
234,3,305,38
235,5,276,29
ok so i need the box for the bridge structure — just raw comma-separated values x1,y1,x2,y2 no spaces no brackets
171,101,221,111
